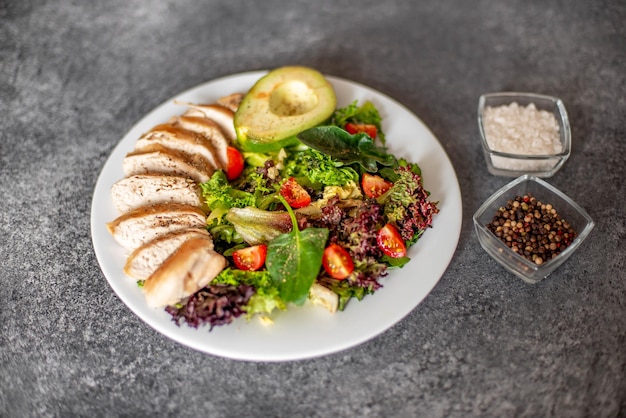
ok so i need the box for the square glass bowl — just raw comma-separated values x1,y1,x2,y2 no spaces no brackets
473,175,594,284
478,92,571,177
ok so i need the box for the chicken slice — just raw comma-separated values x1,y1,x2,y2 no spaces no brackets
143,237,227,308
123,143,214,184
135,123,222,171
181,103,237,143
106,203,207,251
124,227,212,280
111,174,206,214
217,93,244,112
169,116,230,170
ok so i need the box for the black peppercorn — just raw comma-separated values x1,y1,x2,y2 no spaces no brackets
486,193,577,264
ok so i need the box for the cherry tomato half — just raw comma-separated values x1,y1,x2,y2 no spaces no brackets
376,223,407,258
322,244,354,280
226,146,245,181
280,177,311,208
361,173,392,198
345,122,378,138
232,244,267,271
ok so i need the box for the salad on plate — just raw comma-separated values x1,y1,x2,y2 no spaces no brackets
105,66,440,332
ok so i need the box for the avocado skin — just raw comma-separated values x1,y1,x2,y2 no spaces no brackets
234,66,336,152
235,135,301,153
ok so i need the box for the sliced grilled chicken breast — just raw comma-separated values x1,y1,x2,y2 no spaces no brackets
182,103,237,142
217,93,243,112
106,203,207,251
111,174,205,214
143,237,227,308
124,227,212,280
135,123,222,171
123,143,214,184
169,116,230,170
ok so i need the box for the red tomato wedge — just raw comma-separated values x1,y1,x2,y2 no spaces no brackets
345,122,378,138
232,244,267,271
279,177,311,208
226,146,244,180
361,173,392,198
322,244,354,280
376,223,407,258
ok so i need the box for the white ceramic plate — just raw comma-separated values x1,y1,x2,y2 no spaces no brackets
91,71,462,362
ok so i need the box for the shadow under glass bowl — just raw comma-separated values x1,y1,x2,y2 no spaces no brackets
473,175,594,284
478,92,571,178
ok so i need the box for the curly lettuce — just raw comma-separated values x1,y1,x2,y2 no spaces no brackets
200,171,256,223
282,147,359,189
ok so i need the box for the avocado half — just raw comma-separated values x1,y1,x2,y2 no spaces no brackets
234,66,337,152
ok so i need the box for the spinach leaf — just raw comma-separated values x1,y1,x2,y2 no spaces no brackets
381,255,411,268
266,197,329,305
297,126,397,173
378,158,421,181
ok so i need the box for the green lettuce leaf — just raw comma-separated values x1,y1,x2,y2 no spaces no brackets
297,126,397,173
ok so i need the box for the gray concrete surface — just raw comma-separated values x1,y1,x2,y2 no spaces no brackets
1,0,624,416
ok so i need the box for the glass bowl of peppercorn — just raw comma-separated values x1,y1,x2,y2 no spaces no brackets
473,175,594,284
477,92,571,178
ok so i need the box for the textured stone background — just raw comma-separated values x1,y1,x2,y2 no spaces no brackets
1,0,624,417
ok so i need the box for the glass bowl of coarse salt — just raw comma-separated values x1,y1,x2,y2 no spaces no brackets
478,92,571,177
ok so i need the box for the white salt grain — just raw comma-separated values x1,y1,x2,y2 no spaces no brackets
482,102,562,172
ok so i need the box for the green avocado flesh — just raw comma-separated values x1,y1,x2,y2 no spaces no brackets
234,66,337,152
